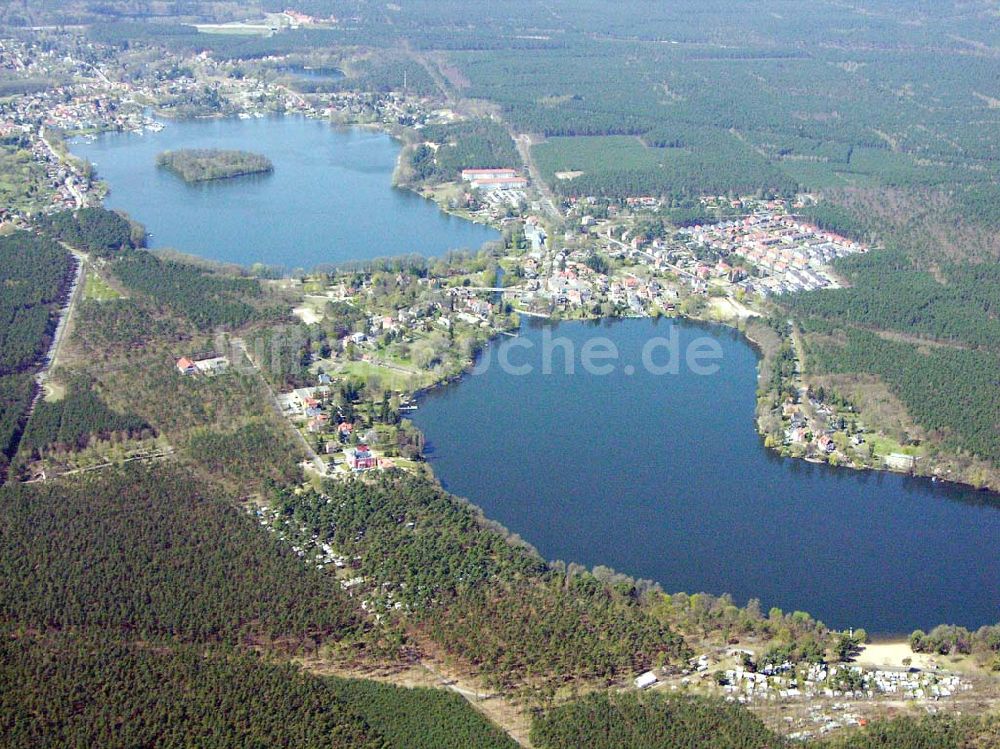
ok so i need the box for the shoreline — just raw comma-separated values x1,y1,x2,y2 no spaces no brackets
411,307,998,498
71,112,997,497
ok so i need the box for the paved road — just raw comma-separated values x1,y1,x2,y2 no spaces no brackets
231,338,329,476
30,251,83,407
515,133,561,220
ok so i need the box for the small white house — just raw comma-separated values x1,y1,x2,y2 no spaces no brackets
193,356,229,375
634,671,658,690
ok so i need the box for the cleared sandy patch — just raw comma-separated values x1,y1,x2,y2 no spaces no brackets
709,296,758,320
43,381,66,403
854,642,939,671
554,170,584,180
293,306,322,325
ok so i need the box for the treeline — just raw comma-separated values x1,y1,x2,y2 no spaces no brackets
73,297,181,351
0,376,35,481
955,183,1000,230
909,623,1000,662
110,250,278,330
156,148,274,183
787,249,1000,350
649,591,836,659
410,119,521,182
0,233,74,476
0,630,517,749
0,467,360,648
529,691,1000,749
817,714,1000,749
530,692,783,749
336,54,437,97
327,677,517,749
798,202,876,244
424,578,689,691
0,233,74,375
40,208,281,332
185,419,302,488
19,375,151,457
805,327,1000,465
35,207,142,257
272,473,689,692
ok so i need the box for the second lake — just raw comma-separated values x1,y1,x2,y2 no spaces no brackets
72,116,499,270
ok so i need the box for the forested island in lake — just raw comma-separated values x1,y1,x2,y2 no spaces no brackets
156,149,273,183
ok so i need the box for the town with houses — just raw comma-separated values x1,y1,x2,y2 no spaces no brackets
0,26,922,497
5,25,985,735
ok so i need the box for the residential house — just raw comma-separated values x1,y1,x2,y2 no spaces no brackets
345,443,377,471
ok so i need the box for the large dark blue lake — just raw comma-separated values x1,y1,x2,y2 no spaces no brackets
71,116,498,269
413,318,1000,635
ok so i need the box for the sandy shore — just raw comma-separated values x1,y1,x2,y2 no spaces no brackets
854,642,940,671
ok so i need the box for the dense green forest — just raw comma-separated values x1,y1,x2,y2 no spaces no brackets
530,692,783,749
0,465,517,748
0,375,34,481
0,630,518,749
36,207,141,257
787,250,1000,350
0,233,74,477
0,233,74,375
529,691,1000,749
534,133,797,200
18,375,151,456
156,148,274,183
409,119,521,183
272,473,690,691
109,250,278,330
0,634,381,749
0,467,359,648
335,53,437,97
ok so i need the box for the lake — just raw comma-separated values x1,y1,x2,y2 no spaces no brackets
71,116,499,270
412,317,1000,634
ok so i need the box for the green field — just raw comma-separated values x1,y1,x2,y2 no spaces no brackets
337,359,434,392
534,136,661,178
83,269,122,301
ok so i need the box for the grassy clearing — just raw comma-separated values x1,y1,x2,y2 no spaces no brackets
533,135,661,179
341,361,424,391
336,360,433,392
83,270,122,301
865,432,925,461
42,381,66,403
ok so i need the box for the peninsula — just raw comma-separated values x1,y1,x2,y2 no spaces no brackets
156,148,273,183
